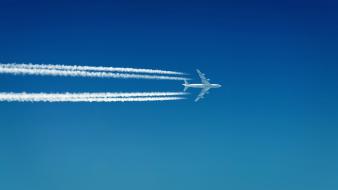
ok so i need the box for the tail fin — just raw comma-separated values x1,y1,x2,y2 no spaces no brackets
183,80,189,91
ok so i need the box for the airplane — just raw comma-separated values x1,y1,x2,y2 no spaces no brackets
183,69,221,102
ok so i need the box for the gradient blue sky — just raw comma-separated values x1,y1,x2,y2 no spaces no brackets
0,0,337,189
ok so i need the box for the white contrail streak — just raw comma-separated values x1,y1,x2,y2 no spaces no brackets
0,92,188,98
0,96,185,102
0,63,186,75
0,92,187,102
0,67,189,80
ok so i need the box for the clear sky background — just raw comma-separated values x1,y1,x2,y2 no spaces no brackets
0,0,337,189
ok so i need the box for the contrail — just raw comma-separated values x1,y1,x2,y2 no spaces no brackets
0,92,187,102
0,96,185,102
0,63,186,75
0,92,188,98
0,67,189,80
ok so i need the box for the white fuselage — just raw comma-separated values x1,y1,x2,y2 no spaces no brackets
183,83,221,89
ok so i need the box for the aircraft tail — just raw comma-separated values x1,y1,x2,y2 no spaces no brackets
183,80,189,91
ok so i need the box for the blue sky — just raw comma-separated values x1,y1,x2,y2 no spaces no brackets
0,0,337,189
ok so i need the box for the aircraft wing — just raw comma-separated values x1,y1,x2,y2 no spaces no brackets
196,69,210,85
195,87,210,102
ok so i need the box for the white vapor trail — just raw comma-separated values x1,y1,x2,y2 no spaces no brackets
0,67,189,80
0,96,185,102
0,63,186,75
0,92,187,102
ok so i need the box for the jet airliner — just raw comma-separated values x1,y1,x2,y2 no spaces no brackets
183,69,221,102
